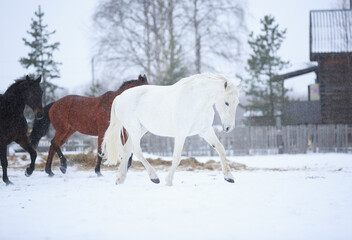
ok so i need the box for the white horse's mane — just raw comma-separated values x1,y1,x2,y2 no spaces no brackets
176,72,233,86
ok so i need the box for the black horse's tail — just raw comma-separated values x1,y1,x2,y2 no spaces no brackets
30,102,54,148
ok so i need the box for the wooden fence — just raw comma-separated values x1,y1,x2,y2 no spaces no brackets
140,125,352,156
27,124,351,156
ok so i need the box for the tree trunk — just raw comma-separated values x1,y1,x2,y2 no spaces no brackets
143,0,152,78
193,0,201,73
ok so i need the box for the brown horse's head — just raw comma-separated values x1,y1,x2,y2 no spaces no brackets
137,74,148,83
118,74,149,93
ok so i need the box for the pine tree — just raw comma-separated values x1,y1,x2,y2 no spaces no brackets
20,5,61,105
160,38,188,85
243,15,289,126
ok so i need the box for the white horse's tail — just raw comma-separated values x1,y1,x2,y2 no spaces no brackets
102,99,131,165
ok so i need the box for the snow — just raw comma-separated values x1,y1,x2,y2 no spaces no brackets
1,153,352,240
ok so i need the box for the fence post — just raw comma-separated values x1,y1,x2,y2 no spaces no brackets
276,116,284,154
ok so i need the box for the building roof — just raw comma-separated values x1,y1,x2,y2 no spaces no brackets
310,9,352,55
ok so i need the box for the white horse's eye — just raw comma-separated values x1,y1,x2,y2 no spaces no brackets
225,102,229,106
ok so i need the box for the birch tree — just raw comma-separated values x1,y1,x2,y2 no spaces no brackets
182,0,246,73
93,0,246,83
94,0,187,84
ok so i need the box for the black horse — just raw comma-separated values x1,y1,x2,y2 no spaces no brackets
0,75,43,185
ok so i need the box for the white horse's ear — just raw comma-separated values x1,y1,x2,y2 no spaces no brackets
237,82,243,90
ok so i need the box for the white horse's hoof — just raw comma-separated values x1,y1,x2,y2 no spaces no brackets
151,178,160,184
149,171,159,180
224,178,235,183
224,172,234,182
115,177,125,185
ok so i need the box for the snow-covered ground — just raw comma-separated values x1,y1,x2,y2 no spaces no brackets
1,153,352,240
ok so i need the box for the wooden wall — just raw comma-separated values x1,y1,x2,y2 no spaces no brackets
318,55,352,124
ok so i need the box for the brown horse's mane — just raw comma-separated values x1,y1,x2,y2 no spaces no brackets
119,79,141,89
114,76,148,95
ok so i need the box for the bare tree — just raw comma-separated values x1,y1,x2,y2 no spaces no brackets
182,0,246,73
94,0,187,84
94,1,150,80
93,0,246,83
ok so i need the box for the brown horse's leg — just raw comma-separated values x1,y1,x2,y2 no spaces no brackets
45,128,75,176
127,154,133,169
45,142,67,176
95,136,104,177
17,136,37,177
51,128,75,174
95,129,132,177
45,144,57,177
0,145,12,185
53,143,67,174
121,129,133,170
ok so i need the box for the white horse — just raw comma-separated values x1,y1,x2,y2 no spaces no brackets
102,73,242,186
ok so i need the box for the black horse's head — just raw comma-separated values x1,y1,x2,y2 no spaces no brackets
23,75,44,119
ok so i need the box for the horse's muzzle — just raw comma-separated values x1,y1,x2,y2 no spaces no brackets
34,108,44,120
223,124,234,133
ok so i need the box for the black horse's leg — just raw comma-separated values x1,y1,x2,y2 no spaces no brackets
26,144,37,177
45,145,56,177
18,139,37,177
0,145,12,185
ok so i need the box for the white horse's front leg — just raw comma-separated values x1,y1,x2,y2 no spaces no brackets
133,149,160,184
200,128,234,183
166,136,186,186
130,136,160,184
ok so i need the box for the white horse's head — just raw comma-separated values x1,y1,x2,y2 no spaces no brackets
215,81,243,132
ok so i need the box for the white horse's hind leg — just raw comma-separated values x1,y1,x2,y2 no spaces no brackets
115,135,134,184
200,128,234,183
115,140,131,185
165,136,186,186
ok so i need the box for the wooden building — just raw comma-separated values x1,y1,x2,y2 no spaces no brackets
310,9,352,124
273,9,352,125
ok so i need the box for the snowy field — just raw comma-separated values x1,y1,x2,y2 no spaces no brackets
1,153,352,240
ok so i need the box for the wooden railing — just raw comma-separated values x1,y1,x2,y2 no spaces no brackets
30,125,351,156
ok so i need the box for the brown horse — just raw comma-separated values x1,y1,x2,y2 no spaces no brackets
30,75,148,176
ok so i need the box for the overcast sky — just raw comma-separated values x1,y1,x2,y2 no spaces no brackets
0,0,340,99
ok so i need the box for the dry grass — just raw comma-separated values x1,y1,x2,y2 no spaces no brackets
8,152,312,172
11,152,251,172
